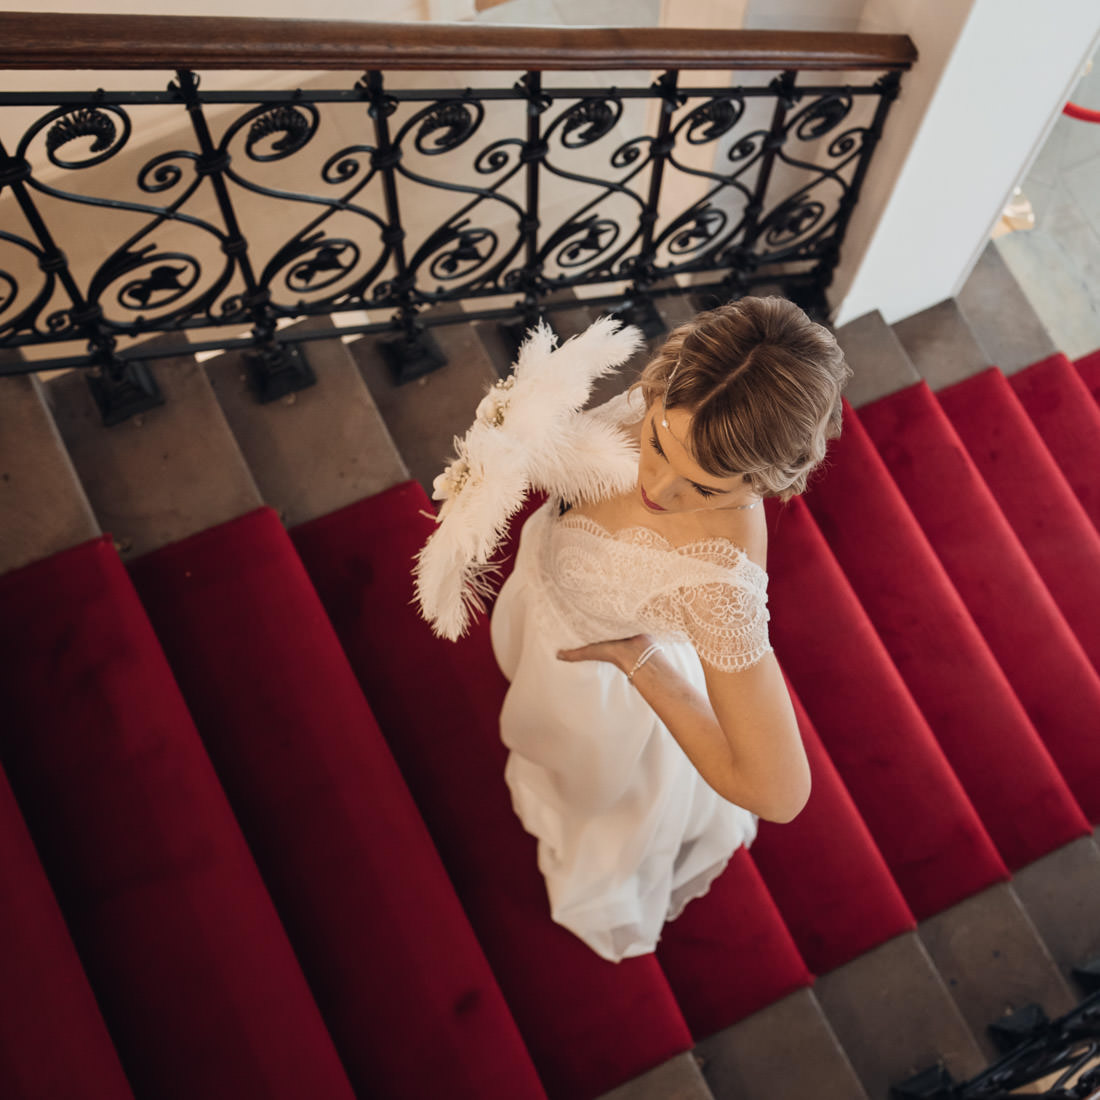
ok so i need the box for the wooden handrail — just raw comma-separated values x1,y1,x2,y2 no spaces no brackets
0,13,916,73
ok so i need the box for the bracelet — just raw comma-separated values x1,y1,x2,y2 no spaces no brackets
627,642,663,682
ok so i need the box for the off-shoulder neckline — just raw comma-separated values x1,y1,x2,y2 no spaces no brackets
556,510,767,578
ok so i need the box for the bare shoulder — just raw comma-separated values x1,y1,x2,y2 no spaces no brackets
698,501,768,571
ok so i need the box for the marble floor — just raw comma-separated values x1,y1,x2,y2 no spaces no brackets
995,52,1100,359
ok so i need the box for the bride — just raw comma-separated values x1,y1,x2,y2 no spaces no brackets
426,296,850,962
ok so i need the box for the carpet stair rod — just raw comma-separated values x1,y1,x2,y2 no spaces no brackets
126,505,546,1100
0,762,135,1100
858,381,1100,823
1010,352,1100,530
937,366,1100,675
0,538,356,1100
804,400,1090,868
289,481,697,1100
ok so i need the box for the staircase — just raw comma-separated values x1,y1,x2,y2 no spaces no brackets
3,227,1100,1099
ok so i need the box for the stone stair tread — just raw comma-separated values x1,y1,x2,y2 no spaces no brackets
595,1052,715,1100
205,320,407,528
1012,836,1100,984
918,882,1077,1062
891,298,991,391
0,371,99,575
957,241,1057,374
47,343,262,561
352,320,498,496
695,988,871,1100
834,309,922,407
814,932,986,1100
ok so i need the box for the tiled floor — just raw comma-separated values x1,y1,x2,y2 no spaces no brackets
995,53,1100,359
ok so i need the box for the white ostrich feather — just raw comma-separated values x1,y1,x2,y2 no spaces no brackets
414,315,644,640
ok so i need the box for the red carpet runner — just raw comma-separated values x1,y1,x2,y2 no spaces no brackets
0,538,355,1100
1,344,1097,1099
129,507,546,1100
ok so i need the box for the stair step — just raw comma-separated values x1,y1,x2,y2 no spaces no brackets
1010,352,1100,529
127,506,546,1100
694,988,870,1100
0,539,356,1100
46,344,261,560
938,367,1100,674
595,1052,714,1100
891,299,990,391
0,373,98,575
858,382,1100,823
765,497,1008,920
806,402,1089,869
205,319,408,527
0,762,134,1100
1077,347,1100,400
956,241,1057,373
833,309,922,408
917,882,1077,1062
1012,836,1100,984
290,480,694,1100
750,685,915,975
655,848,813,1041
352,320,499,495
814,932,986,1099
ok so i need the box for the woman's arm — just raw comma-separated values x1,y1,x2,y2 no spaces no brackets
557,636,810,822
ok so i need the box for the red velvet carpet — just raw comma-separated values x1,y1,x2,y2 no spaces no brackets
0,347,1097,1099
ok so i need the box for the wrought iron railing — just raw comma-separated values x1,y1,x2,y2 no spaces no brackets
0,14,915,422
896,978,1100,1099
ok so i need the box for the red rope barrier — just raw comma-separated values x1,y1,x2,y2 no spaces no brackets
1064,101,1100,123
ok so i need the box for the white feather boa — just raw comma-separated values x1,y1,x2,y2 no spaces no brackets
414,316,644,640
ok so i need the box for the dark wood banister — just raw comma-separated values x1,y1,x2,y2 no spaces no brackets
0,13,916,73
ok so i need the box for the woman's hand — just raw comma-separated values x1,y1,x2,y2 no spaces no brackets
556,634,655,676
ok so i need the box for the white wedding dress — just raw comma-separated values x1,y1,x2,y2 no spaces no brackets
489,396,772,962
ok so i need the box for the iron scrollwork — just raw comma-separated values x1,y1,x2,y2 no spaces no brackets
0,60,904,392
896,990,1100,1098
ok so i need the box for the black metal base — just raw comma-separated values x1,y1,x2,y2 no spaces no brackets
378,327,448,385
900,990,1100,1098
1073,957,1100,994
891,1065,956,1100
989,1003,1050,1054
497,317,558,365
86,360,165,427
786,283,832,324
244,340,317,404
611,295,667,340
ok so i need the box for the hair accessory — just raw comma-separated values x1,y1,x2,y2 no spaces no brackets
627,642,664,682
660,359,680,429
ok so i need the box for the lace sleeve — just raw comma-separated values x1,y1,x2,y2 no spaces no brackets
673,576,773,673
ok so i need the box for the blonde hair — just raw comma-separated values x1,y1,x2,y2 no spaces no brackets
635,296,851,501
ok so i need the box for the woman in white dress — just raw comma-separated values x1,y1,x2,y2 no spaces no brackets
488,296,851,962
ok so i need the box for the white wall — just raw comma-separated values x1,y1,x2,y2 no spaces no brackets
743,0,864,34
834,0,1100,325
1,0,473,19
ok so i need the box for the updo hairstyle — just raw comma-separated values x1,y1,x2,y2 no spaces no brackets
635,296,851,501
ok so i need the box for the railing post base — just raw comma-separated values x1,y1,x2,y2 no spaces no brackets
244,340,317,404
889,1065,956,1100
988,1003,1049,1054
87,360,165,427
378,327,447,384
612,294,665,340
497,315,560,365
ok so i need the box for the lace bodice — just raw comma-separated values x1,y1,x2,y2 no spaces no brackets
530,506,772,673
